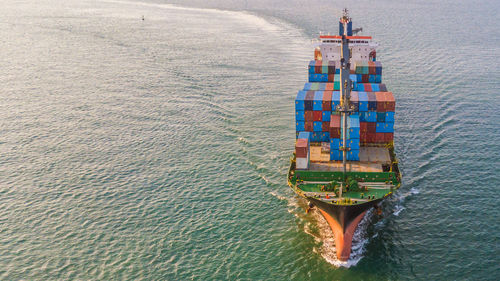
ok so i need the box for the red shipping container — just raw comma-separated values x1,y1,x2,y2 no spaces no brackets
330,115,340,127
322,121,329,132
375,133,385,143
329,115,341,138
322,91,332,111
330,128,340,138
305,121,314,132
315,60,322,74
304,110,314,121
325,83,334,91
384,133,394,142
384,92,396,111
375,92,386,112
360,121,368,133
362,74,369,83
328,74,335,82
295,139,309,158
313,111,322,121
364,83,372,92
366,133,377,143
360,131,368,142
368,61,376,74
367,122,376,133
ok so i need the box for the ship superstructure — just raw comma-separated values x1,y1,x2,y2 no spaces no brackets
288,9,401,262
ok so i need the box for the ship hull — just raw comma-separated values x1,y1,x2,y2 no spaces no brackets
308,197,381,261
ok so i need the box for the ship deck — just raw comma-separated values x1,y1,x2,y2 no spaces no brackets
309,146,391,173
297,181,394,202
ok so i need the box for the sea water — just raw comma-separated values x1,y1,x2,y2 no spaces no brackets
0,0,498,280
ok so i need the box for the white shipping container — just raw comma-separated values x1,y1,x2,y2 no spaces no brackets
296,157,309,170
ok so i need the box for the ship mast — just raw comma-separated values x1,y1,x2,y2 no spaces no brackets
338,9,353,199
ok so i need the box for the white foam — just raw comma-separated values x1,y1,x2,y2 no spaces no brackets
393,204,405,216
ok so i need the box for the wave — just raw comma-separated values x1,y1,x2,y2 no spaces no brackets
100,0,293,33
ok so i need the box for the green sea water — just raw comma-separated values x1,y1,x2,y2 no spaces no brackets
1,0,499,280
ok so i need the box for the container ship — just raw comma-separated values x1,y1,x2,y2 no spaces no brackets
288,9,401,262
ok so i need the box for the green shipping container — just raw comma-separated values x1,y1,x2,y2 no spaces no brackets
322,65,328,74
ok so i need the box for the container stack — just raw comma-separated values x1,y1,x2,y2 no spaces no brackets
295,59,396,164
296,90,395,145
329,115,341,160
329,115,360,161
358,91,395,144
295,90,338,142
295,132,310,170
356,83,387,92
308,60,335,82
334,74,358,91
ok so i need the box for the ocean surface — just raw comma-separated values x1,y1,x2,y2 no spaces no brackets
1,0,499,279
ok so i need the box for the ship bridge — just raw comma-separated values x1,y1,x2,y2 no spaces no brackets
313,14,378,64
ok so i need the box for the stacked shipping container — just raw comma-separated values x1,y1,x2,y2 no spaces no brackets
295,60,396,163
329,115,360,161
295,132,311,169
308,60,335,82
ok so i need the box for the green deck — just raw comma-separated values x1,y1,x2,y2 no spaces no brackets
287,147,402,206
297,183,392,200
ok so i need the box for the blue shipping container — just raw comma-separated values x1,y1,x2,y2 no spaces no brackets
330,149,342,161
376,122,384,133
321,132,330,142
385,112,395,122
357,84,365,92
358,92,368,112
313,121,322,132
348,114,360,128
359,112,366,122
341,138,360,150
341,127,360,139
295,110,305,121
332,91,341,108
347,150,360,161
295,91,306,110
348,128,360,139
385,122,394,133
304,83,312,91
322,111,331,122
296,121,305,132
311,132,321,142
371,83,380,92
330,138,340,150
298,131,311,140
313,91,324,110
365,111,377,122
